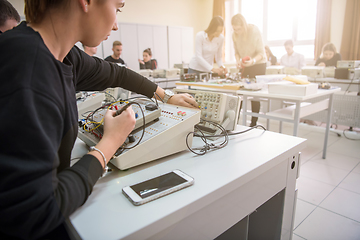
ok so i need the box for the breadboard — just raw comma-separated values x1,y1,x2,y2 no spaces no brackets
82,99,162,133
78,100,200,169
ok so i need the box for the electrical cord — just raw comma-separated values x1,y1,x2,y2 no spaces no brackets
200,124,266,138
185,118,266,155
344,74,355,94
115,101,146,150
187,123,229,156
155,92,164,103
153,92,160,107
103,91,117,102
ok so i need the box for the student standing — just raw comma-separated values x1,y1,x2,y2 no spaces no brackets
188,16,227,76
231,13,266,127
0,0,197,239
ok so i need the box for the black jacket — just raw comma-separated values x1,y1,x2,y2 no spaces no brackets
0,22,157,239
315,53,342,67
139,59,157,70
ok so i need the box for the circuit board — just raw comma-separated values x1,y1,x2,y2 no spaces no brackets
78,99,201,169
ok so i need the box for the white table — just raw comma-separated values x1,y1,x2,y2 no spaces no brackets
70,126,306,240
152,77,181,90
237,88,340,159
308,77,360,92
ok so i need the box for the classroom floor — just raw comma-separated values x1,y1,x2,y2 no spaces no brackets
255,118,360,240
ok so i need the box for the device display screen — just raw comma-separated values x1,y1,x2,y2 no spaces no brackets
130,172,187,199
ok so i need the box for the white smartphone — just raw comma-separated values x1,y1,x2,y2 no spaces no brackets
122,169,194,206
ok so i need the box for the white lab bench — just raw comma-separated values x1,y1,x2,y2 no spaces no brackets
151,77,181,90
308,77,360,92
70,125,306,240
238,88,340,159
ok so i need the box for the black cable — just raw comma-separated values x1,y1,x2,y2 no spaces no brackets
153,92,159,107
155,92,164,103
127,95,155,103
199,119,229,147
116,102,146,150
185,119,230,155
185,122,266,156
80,110,93,118
195,124,266,138
186,127,208,155
86,103,111,122
103,91,117,102
344,74,355,94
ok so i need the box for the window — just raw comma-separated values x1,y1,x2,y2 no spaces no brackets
224,0,317,62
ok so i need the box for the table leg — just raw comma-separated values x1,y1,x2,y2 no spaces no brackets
323,94,334,159
279,101,284,133
242,96,248,126
293,101,301,136
267,99,271,130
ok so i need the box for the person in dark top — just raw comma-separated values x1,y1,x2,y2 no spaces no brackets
0,1,197,239
104,40,126,65
0,0,20,34
315,42,341,67
265,45,278,65
139,48,158,70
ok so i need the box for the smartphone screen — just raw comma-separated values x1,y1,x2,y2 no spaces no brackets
130,172,187,199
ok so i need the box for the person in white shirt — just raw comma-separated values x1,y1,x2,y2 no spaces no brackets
188,16,227,76
280,39,305,71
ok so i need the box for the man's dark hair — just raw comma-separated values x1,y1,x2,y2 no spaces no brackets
0,0,20,27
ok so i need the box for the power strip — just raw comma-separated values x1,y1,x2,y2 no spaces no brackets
78,100,200,170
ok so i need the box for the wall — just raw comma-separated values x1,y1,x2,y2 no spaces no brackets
11,0,346,62
115,0,213,36
9,0,213,53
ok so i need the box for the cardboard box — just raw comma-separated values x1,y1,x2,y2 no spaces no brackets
268,81,318,96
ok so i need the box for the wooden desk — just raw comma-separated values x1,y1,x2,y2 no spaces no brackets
70,126,306,240
237,88,340,159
